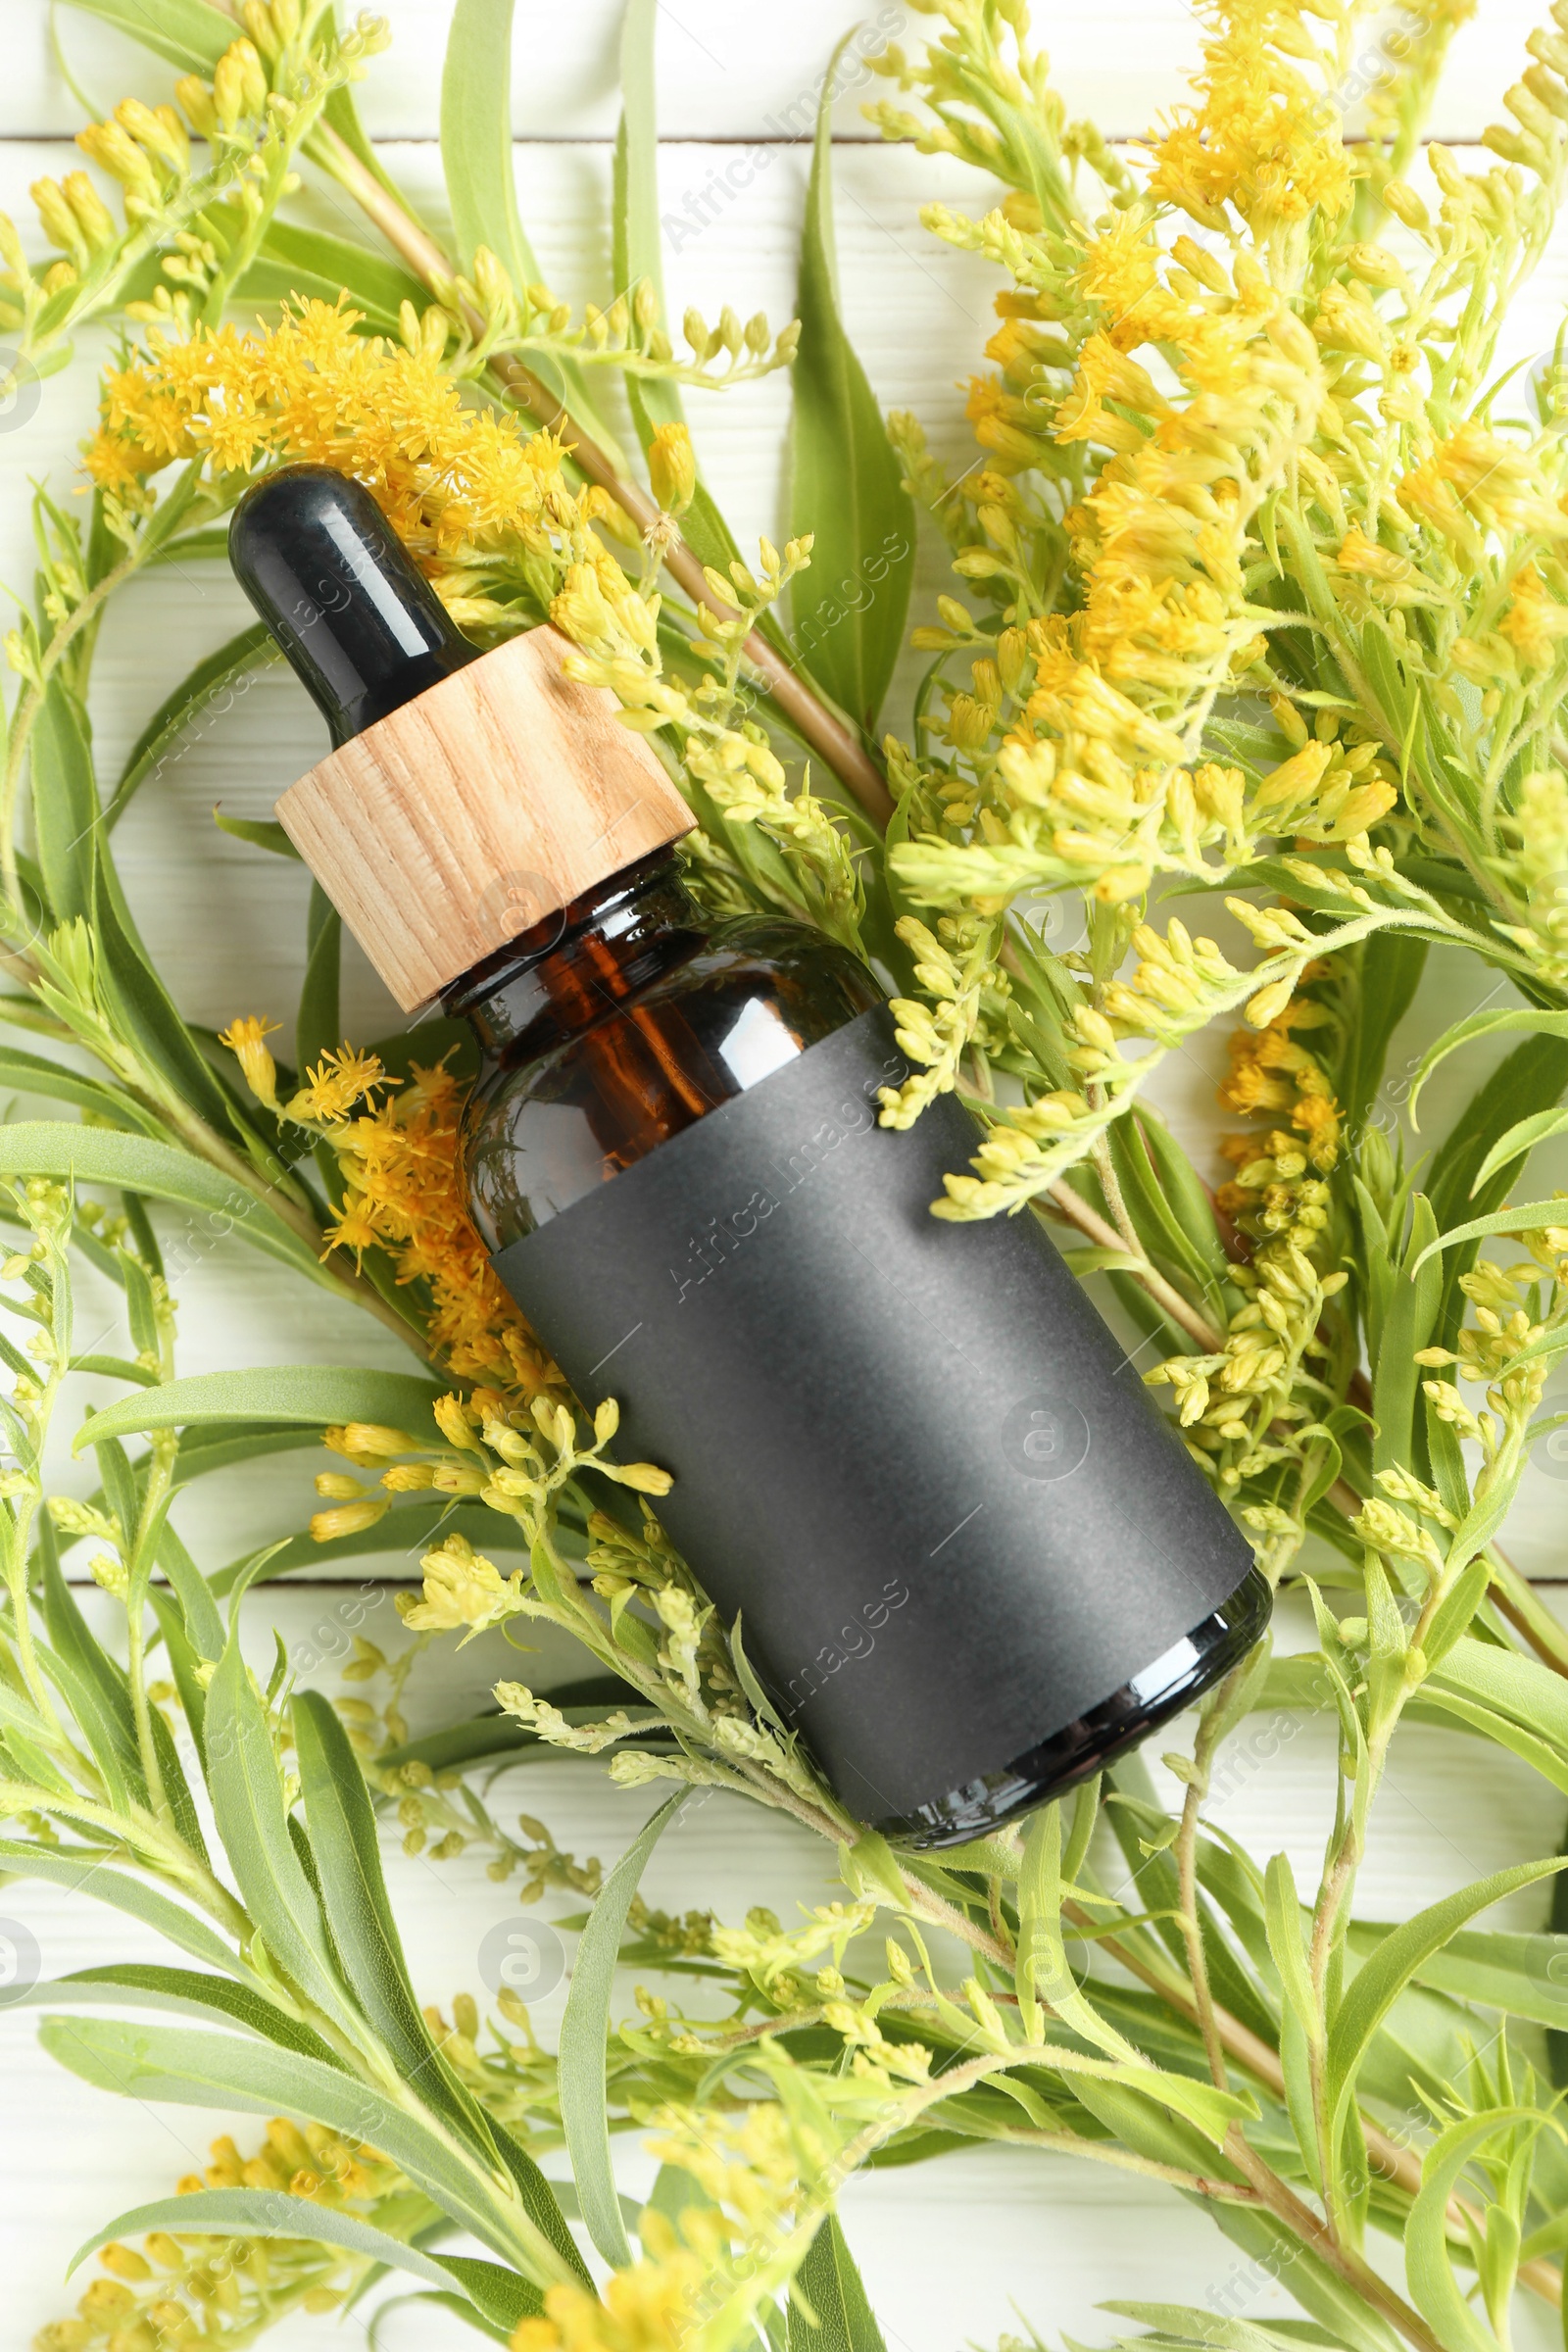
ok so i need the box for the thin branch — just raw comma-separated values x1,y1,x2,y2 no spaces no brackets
1042,1178,1226,1352
306,125,895,828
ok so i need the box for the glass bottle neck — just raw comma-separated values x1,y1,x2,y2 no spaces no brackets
442,851,704,1062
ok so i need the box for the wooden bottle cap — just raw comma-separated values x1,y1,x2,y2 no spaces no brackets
274,624,694,1012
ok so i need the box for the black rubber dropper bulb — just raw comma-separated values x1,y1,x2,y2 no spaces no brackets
229,465,479,748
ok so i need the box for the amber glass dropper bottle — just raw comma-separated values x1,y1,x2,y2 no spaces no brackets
231,466,1269,1848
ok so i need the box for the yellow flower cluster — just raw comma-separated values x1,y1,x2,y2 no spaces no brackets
1216,956,1342,1203
323,1059,556,1394
36,2125,407,2350
220,1019,554,1397
1148,0,1353,231
85,295,598,575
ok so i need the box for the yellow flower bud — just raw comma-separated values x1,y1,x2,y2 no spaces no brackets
309,1499,389,1544
1382,179,1430,231
61,172,118,252
175,75,220,138
218,1014,282,1112
315,1472,366,1500
98,2244,153,2282
1246,978,1298,1029
29,177,84,262
116,98,188,177
328,1421,418,1461
214,39,267,131
648,421,697,516
612,1461,673,1495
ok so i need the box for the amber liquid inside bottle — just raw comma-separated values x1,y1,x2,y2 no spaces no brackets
447,851,1268,1846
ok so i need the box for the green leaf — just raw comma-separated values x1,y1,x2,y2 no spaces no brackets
59,0,231,72
1429,1637,1568,1754
0,1127,321,1288
73,1364,447,1453
90,852,253,1143
791,2215,887,2352
1408,1007,1568,1130
613,0,680,447
154,1521,225,1663
0,1043,162,1136
1471,1104,1568,1196
1337,930,1427,1145
428,2256,545,2328
441,0,614,461
1324,1855,1568,2149
42,2015,578,2281
1102,2306,1326,2352
171,1420,325,1487
788,51,913,734
1346,1921,1568,2030
1406,2110,1535,2352
240,221,427,334
1373,1196,1441,1483
37,1528,142,1811
146,1587,210,1768
67,2188,467,2295
560,1791,686,2266
0,1844,243,1977
204,1629,365,2041
107,626,277,828
16,1963,345,2062
294,1690,495,2149
213,811,302,858
31,679,99,924
297,881,342,1084
1262,1851,1316,2041
1415,1196,1568,1271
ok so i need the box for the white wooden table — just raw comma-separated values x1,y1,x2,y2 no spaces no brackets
3,4,1567,2343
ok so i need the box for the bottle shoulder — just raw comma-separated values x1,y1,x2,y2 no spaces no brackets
464,916,882,1250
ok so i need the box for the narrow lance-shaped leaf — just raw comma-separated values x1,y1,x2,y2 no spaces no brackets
74,1364,447,1453
560,1790,686,2267
293,1690,499,2152
0,1843,245,1978
1471,1104,1568,1196
440,0,617,462
58,0,230,72
791,2214,889,2352
1415,1196,1568,1271
1325,1856,1568,2147
107,626,277,827
788,47,913,735
0,1128,323,1288
14,1962,346,2063
67,2188,473,2296
1407,1006,1568,1129
40,2016,578,2284
1405,2110,1539,2352
30,678,98,925
202,1629,366,2043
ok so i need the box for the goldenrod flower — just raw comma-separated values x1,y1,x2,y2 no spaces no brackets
648,420,696,515
404,1534,519,1633
309,1498,389,1543
287,1044,388,1126
218,1013,282,1111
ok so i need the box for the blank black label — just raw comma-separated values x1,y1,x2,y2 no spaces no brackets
493,1006,1250,1821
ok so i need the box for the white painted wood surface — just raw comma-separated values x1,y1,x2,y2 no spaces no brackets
2,4,1568,2344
